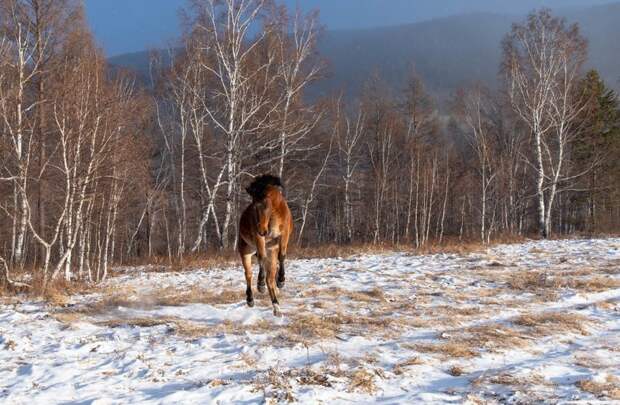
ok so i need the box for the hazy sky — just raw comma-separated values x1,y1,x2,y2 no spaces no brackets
85,0,614,56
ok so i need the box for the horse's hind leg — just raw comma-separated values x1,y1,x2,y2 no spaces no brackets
266,248,281,316
241,253,254,307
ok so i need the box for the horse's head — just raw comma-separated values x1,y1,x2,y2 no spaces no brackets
253,193,273,237
246,175,284,238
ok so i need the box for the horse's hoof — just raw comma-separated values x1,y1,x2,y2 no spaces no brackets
247,298,254,307
276,280,285,289
273,304,282,317
257,283,266,293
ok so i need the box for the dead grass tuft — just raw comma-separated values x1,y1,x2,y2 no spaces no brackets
153,286,245,306
448,365,465,376
508,270,620,294
473,371,551,390
29,276,96,307
293,243,404,260
432,305,482,318
301,286,386,304
410,341,477,358
75,285,246,319
461,324,531,351
576,375,620,399
123,251,238,273
348,368,376,394
96,316,215,338
513,312,590,336
253,368,296,403
284,314,341,341
51,311,87,324
572,276,620,291
295,368,332,387
280,310,397,345
393,356,424,375
573,354,606,370
99,317,173,329
170,320,211,338
508,271,560,291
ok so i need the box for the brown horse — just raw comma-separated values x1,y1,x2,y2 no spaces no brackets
238,175,293,316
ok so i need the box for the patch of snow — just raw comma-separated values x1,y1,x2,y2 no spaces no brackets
0,238,618,403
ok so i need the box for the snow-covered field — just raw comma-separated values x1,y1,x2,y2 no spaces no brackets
1,238,619,404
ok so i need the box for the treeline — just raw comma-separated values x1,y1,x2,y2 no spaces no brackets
0,0,618,287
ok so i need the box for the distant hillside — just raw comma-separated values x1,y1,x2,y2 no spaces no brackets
108,2,620,102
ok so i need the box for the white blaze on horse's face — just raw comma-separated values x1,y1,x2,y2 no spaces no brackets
255,198,272,237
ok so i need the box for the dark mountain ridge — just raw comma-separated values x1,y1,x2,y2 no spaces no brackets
108,2,620,102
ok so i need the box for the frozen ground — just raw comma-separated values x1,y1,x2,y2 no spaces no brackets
1,238,619,404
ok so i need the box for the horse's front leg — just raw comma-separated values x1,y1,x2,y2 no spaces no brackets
256,236,267,288
277,234,289,289
265,247,281,317
257,254,266,293
240,252,254,307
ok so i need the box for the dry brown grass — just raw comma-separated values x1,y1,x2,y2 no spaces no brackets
284,313,341,341
152,286,245,306
508,271,560,291
409,341,477,358
293,243,399,259
253,366,334,403
576,375,620,399
98,317,173,329
51,311,88,324
594,299,619,311
348,368,376,394
393,356,424,375
67,285,246,320
32,276,96,306
431,305,482,318
573,354,606,370
461,324,531,351
277,310,398,346
601,260,620,275
253,368,296,403
507,268,620,295
301,286,386,304
296,237,522,259
122,251,239,273
472,371,552,392
405,322,529,360
295,368,332,387
513,312,590,336
572,276,620,291
448,365,465,376
413,234,526,256
96,316,255,339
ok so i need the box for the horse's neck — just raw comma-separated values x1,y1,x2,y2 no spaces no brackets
267,188,284,206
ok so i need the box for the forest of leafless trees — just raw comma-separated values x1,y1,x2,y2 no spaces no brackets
0,0,618,288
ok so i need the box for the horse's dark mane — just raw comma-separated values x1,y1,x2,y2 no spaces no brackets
246,174,284,200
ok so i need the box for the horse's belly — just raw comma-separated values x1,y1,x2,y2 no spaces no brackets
241,234,279,252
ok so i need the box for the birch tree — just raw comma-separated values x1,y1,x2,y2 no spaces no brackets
503,9,588,237
190,0,280,248
337,103,365,243
271,8,323,177
454,85,498,243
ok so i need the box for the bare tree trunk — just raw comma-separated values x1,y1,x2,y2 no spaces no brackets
439,160,450,244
